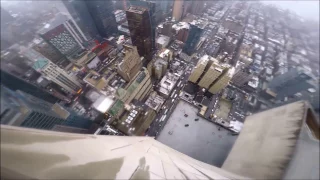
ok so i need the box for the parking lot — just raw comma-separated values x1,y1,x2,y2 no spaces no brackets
157,100,238,167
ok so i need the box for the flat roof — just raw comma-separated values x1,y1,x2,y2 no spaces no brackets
92,96,114,113
158,72,179,96
157,100,238,167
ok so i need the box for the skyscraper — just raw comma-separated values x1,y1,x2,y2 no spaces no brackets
231,68,253,87
0,49,34,78
198,59,229,89
38,13,85,60
231,61,254,87
190,0,205,15
33,58,82,94
0,70,59,104
117,67,152,104
85,0,118,38
117,45,142,82
128,0,158,26
172,0,183,21
182,20,206,56
62,0,99,40
209,68,235,94
188,55,210,83
126,6,154,63
32,39,70,67
0,86,92,130
266,68,315,99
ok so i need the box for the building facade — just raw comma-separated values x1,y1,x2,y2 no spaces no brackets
85,0,118,38
0,49,34,78
117,67,152,105
182,21,205,56
126,6,154,63
231,68,253,87
209,68,235,94
0,86,92,130
172,0,183,21
32,39,70,67
62,0,99,40
33,58,82,94
38,14,85,60
188,55,210,83
117,45,142,82
198,59,228,89
190,0,205,15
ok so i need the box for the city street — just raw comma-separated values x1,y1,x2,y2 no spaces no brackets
146,61,193,137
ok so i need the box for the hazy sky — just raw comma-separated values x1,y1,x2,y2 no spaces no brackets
263,1,320,22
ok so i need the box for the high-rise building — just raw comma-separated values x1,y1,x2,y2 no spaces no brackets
85,0,118,38
266,68,315,99
0,86,93,130
38,13,85,60
174,22,190,43
118,67,152,104
231,68,253,87
32,39,70,67
126,6,154,63
182,19,207,56
188,55,210,83
33,58,82,94
231,61,254,87
159,0,172,16
188,55,233,94
62,0,99,40
147,57,168,80
0,49,34,78
209,68,235,94
128,0,161,23
172,0,183,21
198,59,229,89
0,70,59,104
117,45,142,82
190,0,205,15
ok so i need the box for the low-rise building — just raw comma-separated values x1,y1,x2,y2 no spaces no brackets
145,92,165,112
158,72,180,97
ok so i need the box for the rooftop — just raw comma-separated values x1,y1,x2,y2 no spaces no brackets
127,6,147,14
157,100,238,167
92,96,114,113
172,22,190,31
145,92,165,112
108,100,124,117
158,72,179,96
32,58,49,71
